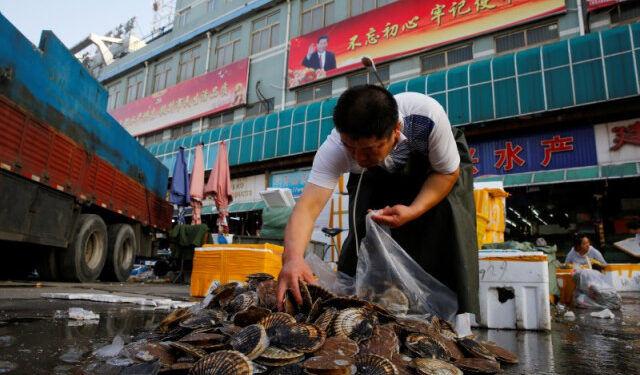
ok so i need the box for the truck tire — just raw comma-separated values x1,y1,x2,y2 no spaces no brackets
58,214,108,282
36,248,60,281
101,224,137,282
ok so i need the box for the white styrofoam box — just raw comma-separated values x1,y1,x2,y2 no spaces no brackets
602,264,640,292
260,188,295,207
478,251,550,330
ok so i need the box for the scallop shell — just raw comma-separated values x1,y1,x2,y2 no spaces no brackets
439,334,465,361
210,282,240,308
333,307,378,343
313,306,338,332
159,307,192,333
359,324,400,359
256,279,278,310
255,346,305,366
298,280,314,315
453,358,501,374
233,306,271,327
227,291,258,313
322,296,368,310
179,310,222,330
126,341,176,366
246,272,275,281
456,338,495,361
306,298,323,323
169,341,207,359
378,287,409,315
303,355,355,375
283,289,300,316
268,363,305,375
405,333,450,360
355,354,398,375
179,332,227,346
271,322,326,353
230,324,270,360
390,354,416,375
314,335,359,358
480,341,519,364
259,312,297,337
188,350,253,375
307,283,336,302
413,358,462,375
394,316,432,335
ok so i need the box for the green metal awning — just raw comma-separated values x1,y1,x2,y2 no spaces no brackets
474,162,640,187
201,201,266,215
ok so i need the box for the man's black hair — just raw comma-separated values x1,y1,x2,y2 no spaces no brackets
333,84,398,139
317,35,329,43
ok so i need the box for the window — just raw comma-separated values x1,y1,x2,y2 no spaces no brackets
301,0,334,35
216,28,242,68
144,131,164,146
153,58,172,92
610,2,640,24
495,23,558,54
107,83,121,110
251,12,281,54
178,45,201,82
171,122,193,139
245,98,274,118
206,111,235,129
296,81,332,104
421,44,473,73
178,8,191,28
347,65,389,87
207,0,215,13
349,0,395,16
125,72,144,104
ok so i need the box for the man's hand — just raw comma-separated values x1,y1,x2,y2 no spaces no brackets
276,256,316,311
307,43,315,57
370,205,418,228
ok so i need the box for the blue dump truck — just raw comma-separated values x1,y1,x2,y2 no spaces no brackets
0,14,173,282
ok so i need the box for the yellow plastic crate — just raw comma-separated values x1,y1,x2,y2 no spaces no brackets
190,243,283,297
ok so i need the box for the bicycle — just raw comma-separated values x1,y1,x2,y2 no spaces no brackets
321,227,347,262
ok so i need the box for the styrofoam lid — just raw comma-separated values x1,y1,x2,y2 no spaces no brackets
479,250,545,258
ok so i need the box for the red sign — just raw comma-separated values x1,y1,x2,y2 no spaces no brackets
587,0,628,11
287,0,565,87
109,58,249,137
610,121,640,151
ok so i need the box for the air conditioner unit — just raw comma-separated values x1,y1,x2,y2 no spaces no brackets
259,188,296,208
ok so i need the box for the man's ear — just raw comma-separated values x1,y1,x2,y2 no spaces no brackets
395,120,402,133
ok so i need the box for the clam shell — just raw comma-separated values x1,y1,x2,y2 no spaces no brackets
256,279,278,310
303,355,355,374
413,358,462,375
480,341,519,364
307,283,336,302
227,291,258,313
313,307,338,332
355,354,398,375
233,306,271,327
359,324,399,359
230,324,269,359
333,307,378,343
405,333,450,360
271,322,326,353
457,338,495,361
255,346,304,366
169,341,207,359
188,350,253,375
453,358,501,374
315,335,359,357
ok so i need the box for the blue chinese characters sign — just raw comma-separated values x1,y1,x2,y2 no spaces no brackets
469,126,598,176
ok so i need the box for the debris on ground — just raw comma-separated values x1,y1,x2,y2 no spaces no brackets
590,309,615,319
68,307,100,320
41,293,196,309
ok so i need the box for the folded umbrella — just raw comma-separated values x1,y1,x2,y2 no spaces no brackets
170,147,190,224
204,141,233,230
189,144,205,225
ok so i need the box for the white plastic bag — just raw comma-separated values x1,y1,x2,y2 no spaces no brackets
305,252,355,296
573,268,621,310
356,213,458,321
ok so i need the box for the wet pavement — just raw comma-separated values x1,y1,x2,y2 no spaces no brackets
0,282,638,374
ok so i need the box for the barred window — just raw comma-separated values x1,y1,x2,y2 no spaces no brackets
349,0,396,16
125,72,144,104
206,111,235,129
495,23,558,54
301,0,334,35
251,12,281,54
296,81,332,104
246,98,274,118
178,45,201,82
347,65,389,87
153,58,172,92
216,28,242,68
421,45,472,73
171,122,193,139
143,131,164,146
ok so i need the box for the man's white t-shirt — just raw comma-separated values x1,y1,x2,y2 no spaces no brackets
307,92,460,190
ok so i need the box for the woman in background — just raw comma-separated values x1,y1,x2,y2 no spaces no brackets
565,233,607,269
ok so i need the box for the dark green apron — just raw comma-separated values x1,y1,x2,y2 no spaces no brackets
338,128,480,317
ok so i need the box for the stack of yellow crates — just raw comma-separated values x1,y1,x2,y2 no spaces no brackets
474,188,510,249
190,243,283,297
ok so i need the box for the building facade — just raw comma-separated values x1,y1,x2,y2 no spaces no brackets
97,0,640,257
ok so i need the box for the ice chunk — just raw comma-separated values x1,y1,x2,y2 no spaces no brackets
590,309,615,319
68,307,100,320
59,347,86,363
93,336,125,359
563,311,575,321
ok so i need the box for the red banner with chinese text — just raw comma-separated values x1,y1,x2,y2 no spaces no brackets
109,58,249,137
287,0,565,88
587,0,628,11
